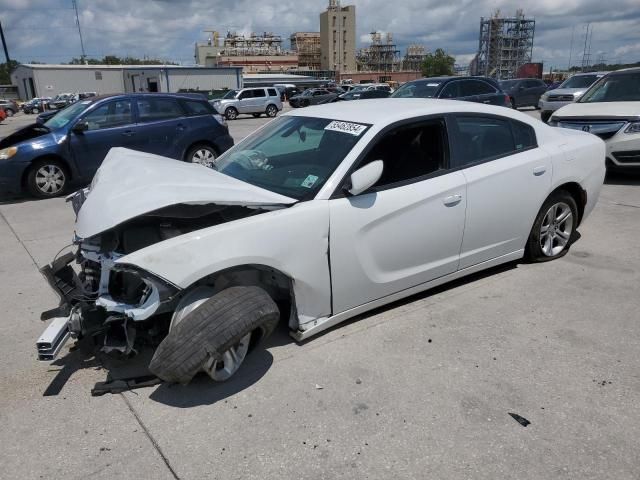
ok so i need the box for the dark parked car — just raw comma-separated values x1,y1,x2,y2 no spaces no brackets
391,76,510,107
336,89,391,101
499,78,548,109
289,88,338,107
0,93,233,198
22,97,52,114
36,109,59,124
0,99,19,117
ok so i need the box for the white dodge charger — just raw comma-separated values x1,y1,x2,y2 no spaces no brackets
37,99,605,385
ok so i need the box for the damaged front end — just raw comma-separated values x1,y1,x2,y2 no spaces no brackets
37,197,269,362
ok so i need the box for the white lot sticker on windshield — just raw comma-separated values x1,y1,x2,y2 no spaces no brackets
301,174,319,188
325,120,367,136
427,83,440,87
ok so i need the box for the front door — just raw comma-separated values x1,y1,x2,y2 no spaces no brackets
69,98,137,178
329,118,467,314
449,114,552,268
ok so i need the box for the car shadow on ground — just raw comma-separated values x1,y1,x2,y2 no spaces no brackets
604,171,640,186
42,261,519,404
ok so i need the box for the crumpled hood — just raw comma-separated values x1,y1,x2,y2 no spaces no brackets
75,147,296,239
553,101,640,119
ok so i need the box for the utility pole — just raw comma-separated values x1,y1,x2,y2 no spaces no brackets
72,0,87,63
0,18,11,64
581,23,591,72
567,25,575,71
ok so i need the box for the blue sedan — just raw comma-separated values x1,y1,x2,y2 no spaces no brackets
0,93,233,197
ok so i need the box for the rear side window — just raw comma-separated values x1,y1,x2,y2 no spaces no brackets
462,80,496,96
181,100,214,115
253,89,266,98
451,116,537,167
512,120,537,150
136,98,184,122
267,88,278,97
439,82,460,98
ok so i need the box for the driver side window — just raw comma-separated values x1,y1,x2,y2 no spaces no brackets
83,100,132,130
357,119,448,190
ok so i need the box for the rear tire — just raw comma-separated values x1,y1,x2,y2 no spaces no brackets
265,104,278,117
526,191,578,262
186,143,217,168
26,158,69,198
225,107,238,120
149,286,280,384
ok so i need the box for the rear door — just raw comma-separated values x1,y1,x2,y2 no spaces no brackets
69,98,137,178
449,114,551,268
468,79,502,105
133,96,190,159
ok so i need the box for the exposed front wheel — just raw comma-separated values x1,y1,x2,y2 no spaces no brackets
26,159,68,198
149,286,280,384
265,104,278,117
225,107,238,120
526,191,578,262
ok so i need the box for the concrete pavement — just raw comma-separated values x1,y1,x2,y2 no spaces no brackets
0,109,639,479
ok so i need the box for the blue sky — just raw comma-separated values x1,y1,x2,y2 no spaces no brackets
1,0,639,69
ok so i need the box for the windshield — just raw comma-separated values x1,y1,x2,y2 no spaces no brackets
222,89,239,99
391,80,440,98
499,80,519,89
44,100,92,129
560,75,598,89
214,116,370,200
579,72,640,103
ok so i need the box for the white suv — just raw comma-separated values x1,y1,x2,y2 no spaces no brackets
539,72,608,123
212,87,283,120
550,68,640,171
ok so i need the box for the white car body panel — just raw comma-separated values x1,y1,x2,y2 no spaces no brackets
117,201,332,326
70,99,605,339
553,101,640,119
75,148,296,239
329,171,466,313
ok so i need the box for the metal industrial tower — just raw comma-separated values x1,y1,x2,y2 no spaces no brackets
476,10,535,79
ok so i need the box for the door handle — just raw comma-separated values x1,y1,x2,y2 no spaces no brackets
121,130,135,137
443,194,462,206
533,166,546,176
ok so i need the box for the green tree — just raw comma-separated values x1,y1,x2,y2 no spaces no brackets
421,48,455,77
69,55,176,65
0,60,19,84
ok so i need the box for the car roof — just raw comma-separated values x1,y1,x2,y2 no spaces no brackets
285,98,535,126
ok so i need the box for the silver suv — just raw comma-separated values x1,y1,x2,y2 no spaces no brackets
212,87,283,120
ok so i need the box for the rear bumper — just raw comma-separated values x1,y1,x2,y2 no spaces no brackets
216,133,234,154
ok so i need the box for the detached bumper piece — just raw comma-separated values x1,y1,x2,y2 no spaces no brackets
36,317,71,361
91,375,162,396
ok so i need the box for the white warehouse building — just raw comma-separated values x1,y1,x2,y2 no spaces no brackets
11,64,243,100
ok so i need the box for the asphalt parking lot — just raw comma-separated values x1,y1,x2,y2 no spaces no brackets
1,108,639,480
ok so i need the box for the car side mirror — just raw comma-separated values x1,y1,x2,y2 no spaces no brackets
72,121,89,133
346,160,384,196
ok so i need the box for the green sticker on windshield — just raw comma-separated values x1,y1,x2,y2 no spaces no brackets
301,174,319,188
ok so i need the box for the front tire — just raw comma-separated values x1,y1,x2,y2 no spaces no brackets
149,286,280,384
5,108,14,117
526,191,578,262
26,159,68,198
225,107,238,120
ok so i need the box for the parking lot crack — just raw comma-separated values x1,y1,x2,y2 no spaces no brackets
120,393,181,480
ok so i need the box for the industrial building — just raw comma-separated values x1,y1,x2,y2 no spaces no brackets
402,45,428,72
474,10,535,79
194,32,298,73
356,32,401,72
11,64,242,100
290,32,321,70
320,0,356,73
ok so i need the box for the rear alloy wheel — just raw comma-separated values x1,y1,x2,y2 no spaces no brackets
5,108,14,117
265,104,278,117
526,191,578,262
225,107,238,120
32,107,40,114
187,144,217,168
27,160,68,198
